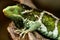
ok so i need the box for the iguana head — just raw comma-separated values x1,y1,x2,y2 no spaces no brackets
3,5,26,28
3,5,24,18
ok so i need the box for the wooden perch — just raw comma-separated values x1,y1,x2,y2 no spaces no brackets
14,0,37,9
7,21,49,40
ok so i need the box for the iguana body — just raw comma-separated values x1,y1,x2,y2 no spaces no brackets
3,5,60,40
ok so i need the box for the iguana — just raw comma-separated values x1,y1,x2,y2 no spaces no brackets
3,5,60,40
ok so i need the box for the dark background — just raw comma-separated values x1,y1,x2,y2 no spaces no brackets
32,0,60,18
0,0,16,40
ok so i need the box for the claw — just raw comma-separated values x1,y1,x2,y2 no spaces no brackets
14,27,27,34
14,30,22,34
21,27,26,31
20,31,25,37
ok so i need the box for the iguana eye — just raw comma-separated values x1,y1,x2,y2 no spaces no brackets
21,4,32,10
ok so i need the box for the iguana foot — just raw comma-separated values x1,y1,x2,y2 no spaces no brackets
20,30,30,38
14,27,26,34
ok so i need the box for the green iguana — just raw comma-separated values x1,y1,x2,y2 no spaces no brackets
3,5,60,40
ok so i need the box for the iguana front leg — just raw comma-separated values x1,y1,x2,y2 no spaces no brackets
19,21,41,38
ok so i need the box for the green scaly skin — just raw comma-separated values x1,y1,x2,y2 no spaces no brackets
3,5,60,40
